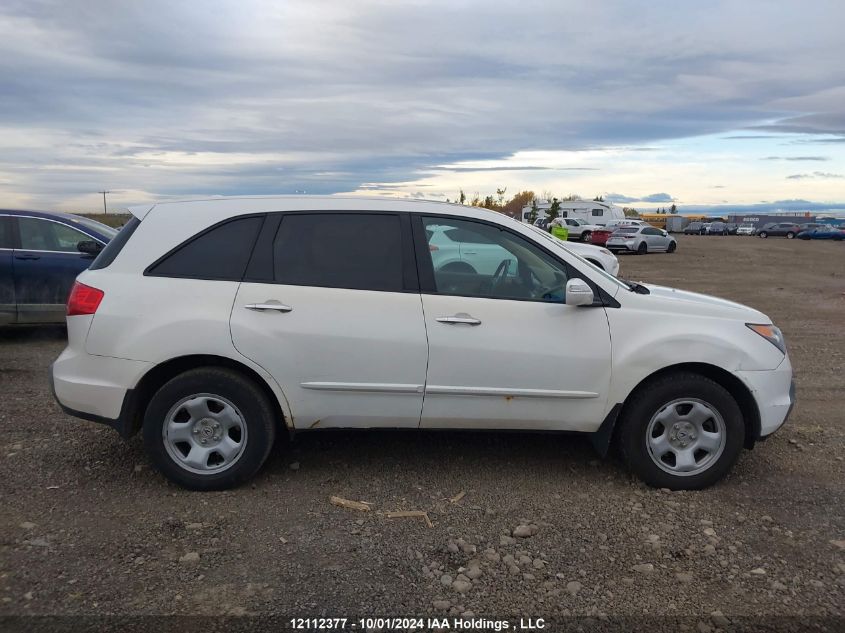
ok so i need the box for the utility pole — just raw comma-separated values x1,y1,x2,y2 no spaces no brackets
97,190,110,215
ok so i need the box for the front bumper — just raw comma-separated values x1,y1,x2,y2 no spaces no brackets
736,356,795,439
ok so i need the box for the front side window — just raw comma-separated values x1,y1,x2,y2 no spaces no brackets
18,217,91,252
147,215,263,280
421,217,568,302
273,213,404,292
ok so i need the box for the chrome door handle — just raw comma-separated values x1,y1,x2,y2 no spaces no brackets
245,302,293,313
436,314,481,326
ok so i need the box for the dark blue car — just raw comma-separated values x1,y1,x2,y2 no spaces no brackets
797,226,845,241
0,209,116,324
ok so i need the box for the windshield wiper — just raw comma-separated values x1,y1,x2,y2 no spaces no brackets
621,279,650,294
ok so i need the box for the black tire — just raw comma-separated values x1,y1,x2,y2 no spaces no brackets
786,232,795,239
142,367,277,491
759,231,768,238
637,242,648,255
667,241,677,253
581,231,592,242
617,372,745,490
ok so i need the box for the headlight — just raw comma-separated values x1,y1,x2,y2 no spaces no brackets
746,323,786,354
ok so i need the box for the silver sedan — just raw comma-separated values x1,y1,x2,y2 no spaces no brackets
606,226,678,254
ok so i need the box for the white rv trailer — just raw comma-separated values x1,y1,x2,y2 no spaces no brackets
521,200,625,226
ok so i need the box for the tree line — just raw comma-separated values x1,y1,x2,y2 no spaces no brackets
444,188,677,221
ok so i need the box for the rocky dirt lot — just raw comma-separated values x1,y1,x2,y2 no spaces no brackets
1,235,843,631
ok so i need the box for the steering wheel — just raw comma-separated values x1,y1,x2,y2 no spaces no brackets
490,259,511,289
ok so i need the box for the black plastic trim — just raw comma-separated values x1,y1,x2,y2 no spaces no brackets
590,403,622,457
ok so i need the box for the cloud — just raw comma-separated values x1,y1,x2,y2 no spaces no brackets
641,193,675,203
0,1,843,210
786,172,843,179
762,156,829,161
605,192,675,204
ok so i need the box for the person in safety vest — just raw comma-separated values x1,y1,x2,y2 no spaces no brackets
549,217,569,241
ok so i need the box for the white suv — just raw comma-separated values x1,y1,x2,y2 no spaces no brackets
52,197,794,491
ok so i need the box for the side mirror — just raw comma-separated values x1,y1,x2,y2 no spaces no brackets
565,279,595,306
77,240,103,255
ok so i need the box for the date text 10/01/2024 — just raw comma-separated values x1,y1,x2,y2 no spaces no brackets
290,617,547,630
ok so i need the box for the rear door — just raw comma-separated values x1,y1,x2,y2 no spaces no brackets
0,216,14,324
230,212,428,429
13,216,100,323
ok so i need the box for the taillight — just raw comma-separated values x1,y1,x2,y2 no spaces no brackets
67,281,104,316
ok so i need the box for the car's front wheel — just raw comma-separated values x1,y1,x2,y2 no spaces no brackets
142,367,277,490
667,241,677,253
581,231,592,242
786,232,795,239
617,372,745,490
759,231,768,238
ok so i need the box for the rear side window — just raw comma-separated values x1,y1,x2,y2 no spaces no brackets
89,216,140,270
273,213,403,292
0,216,13,248
147,216,263,280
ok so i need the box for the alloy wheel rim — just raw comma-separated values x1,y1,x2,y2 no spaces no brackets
645,398,726,477
162,393,248,475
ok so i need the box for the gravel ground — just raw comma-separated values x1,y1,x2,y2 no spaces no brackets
1,235,843,631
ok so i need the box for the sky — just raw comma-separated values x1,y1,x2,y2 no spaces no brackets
1,0,844,215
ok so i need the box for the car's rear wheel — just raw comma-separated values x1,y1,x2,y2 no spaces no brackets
667,241,677,253
637,242,648,255
617,372,745,490
142,367,276,490
786,232,795,239
581,231,592,242
759,231,768,238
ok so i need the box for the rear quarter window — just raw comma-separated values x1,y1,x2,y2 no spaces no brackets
146,215,264,280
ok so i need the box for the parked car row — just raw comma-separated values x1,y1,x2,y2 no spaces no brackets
680,220,843,240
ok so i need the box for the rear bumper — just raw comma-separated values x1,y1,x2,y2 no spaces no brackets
51,348,152,439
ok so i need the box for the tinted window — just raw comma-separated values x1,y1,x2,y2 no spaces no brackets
148,216,263,280
421,217,569,302
443,227,496,244
273,214,403,292
90,216,140,270
0,216,13,248
18,217,91,252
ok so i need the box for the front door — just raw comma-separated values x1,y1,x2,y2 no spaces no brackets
230,212,428,429
0,216,14,324
13,216,98,323
415,215,612,431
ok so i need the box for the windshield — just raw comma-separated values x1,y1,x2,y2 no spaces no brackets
69,215,119,239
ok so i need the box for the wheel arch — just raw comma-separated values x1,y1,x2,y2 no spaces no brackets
600,362,761,454
124,354,291,439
